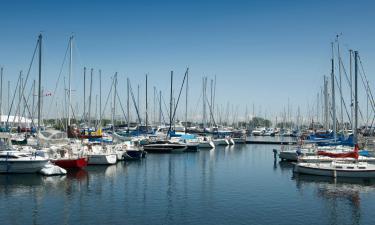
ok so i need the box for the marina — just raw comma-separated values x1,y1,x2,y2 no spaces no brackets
2,0,375,224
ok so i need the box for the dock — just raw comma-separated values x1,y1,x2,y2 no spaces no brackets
246,140,297,145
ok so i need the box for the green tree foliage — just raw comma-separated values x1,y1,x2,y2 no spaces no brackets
249,117,272,127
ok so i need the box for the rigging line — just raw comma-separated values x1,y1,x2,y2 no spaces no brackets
128,81,142,124
115,89,129,124
358,55,375,113
6,74,21,126
333,74,352,125
156,92,166,124
45,39,70,119
20,83,35,127
9,39,39,125
161,93,170,123
193,90,203,120
357,61,375,120
171,68,188,124
98,75,115,127
205,94,217,127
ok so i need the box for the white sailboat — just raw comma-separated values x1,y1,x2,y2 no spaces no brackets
294,50,375,178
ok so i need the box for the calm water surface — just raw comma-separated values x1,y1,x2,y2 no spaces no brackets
1,144,375,225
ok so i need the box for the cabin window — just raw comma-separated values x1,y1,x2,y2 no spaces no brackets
358,166,366,169
347,166,355,169
335,166,343,169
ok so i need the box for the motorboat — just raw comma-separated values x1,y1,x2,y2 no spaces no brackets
143,140,187,153
0,150,49,173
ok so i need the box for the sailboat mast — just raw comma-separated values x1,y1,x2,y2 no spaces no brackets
337,35,344,130
354,51,358,144
331,42,336,141
99,69,102,126
185,68,189,133
324,76,329,130
159,90,162,126
83,67,86,124
113,73,117,132
169,71,173,135
68,35,73,127
88,68,93,127
349,50,354,132
145,74,148,131
37,34,42,132
127,78,130,131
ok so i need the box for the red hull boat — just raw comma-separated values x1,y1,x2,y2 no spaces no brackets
52,157,88,169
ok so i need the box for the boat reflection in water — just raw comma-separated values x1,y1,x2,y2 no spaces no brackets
293,173,375,225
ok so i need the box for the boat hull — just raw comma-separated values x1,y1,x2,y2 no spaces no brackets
88,154,117,165
213,139,229,146
198,141,215,148
144,144,187,153
123,150,144,160
0,159,48,173
294,163,375,178
52,157,88,169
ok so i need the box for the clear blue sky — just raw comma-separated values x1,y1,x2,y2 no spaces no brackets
0,0,374,123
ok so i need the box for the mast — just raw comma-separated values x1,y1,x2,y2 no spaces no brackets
354,51,358,144
88,68,93,127
349,50,354,132
68,35,73,127
153,86,156,125
337,35,344,130
169,71,173,136
127,77,130,131
159,91,162,126
83,67,86,124
145,74,148,132
137,84,140,123
210,78,213,127
32,80,35,125
324,76,329,130
331,42,336,141
37,34,42,132
113,73,117,132
99,69,102,126
185,68,189,133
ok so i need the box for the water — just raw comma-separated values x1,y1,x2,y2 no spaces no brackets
1,144,375,225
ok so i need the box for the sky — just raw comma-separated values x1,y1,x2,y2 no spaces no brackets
0,0,375,124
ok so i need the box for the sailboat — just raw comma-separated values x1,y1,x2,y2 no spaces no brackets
51,36,88,169
143,70,187,153
294,50,375,178
0,35,48,173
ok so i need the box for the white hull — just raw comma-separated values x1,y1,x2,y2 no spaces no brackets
199,141,215,148
294,162,375,178
228,138,235,145
88,154,117,165
115,151,125,161
0,160,48,173
213,139,229,146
